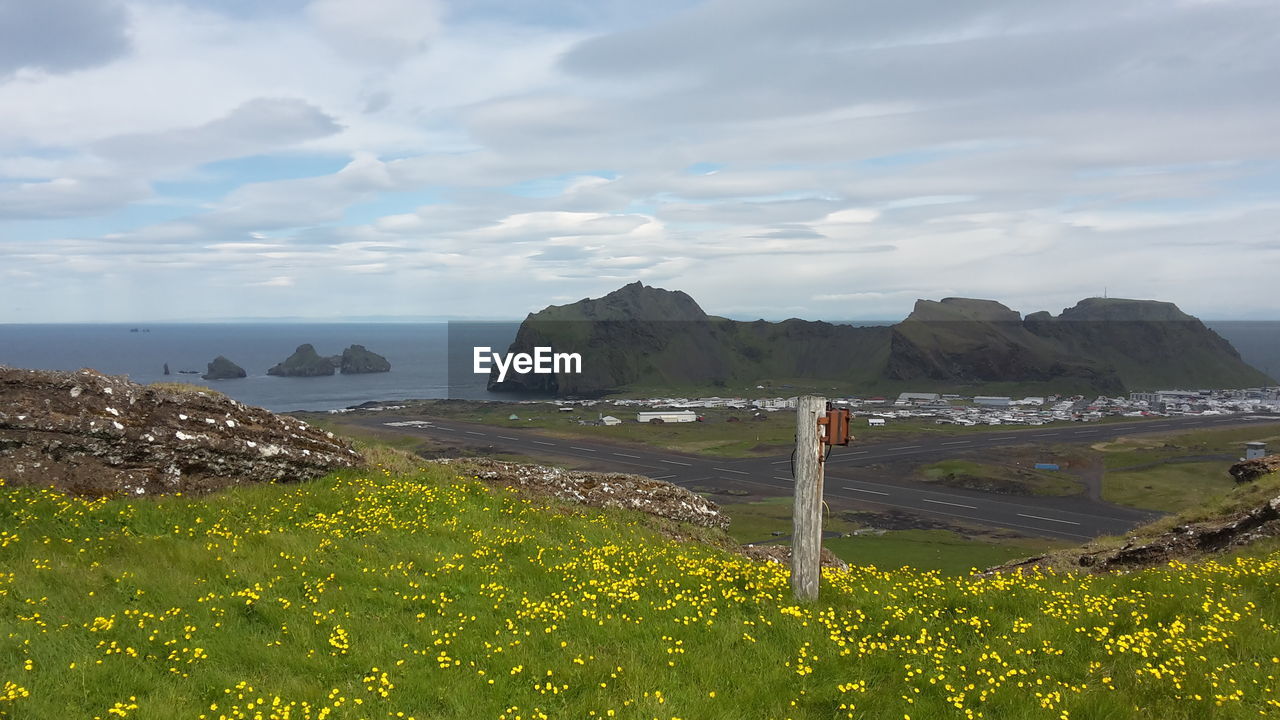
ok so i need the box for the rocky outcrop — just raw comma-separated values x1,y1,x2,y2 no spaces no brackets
737,543,850,571
433,457,728,529
202,355,246,380
340,345,391,374
0,366,362,497
983,493,1280,576
267,344,335,377
1229,454,1280,483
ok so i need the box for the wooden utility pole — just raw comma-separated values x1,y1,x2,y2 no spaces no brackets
792,395,826,602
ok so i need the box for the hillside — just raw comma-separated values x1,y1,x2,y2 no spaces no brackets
489,284,1270,396
3,460,1280,719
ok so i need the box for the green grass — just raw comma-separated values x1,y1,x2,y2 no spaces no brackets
718,497,1066,575
1092,423,1280,511
918,459,1085,496
5,470,1280,719
1096,423,1280,469
823,530,1065,576
1103,461,1238,513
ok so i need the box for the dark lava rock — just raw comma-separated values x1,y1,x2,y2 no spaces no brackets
267,344,335,377
982,493,1280,576
432,457,727,529
1230,454,1280,483
202,355,247,380
0,366,362,496
340,345,391,374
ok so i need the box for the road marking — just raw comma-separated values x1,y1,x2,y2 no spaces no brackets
651,474,676,480
1017,512,1081,526
713,467,748,475
774,476,794,482
842,486,889,496
612,452,642,458
660,460,693,466
922,498,977,509
569,446,597,453
941,440,971,446
434,426,454,431
770,459,792,465
497,436,519,441
533,441,556,446
1073,429,1098,434
992,436,1018,441
1032,433,1059,437
889,445,922,451
465,431,486,436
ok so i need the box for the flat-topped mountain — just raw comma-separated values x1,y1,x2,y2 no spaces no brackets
488,284,1271,396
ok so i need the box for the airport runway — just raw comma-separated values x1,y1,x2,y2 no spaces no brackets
346,413,1279,541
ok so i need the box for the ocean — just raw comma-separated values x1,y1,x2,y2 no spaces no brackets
1,321,1277,413
0,323,521,413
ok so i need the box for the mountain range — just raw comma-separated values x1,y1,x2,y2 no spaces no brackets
488,282,1272,397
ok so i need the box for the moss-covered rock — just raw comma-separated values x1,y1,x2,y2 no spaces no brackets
202,355,246,380
267,344,335,377
340,345,391,374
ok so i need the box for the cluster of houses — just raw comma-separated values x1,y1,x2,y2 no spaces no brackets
552,386,1280,426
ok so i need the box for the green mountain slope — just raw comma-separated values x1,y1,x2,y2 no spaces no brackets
489,284,1271,396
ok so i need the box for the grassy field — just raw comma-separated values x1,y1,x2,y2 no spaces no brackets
918,459,1085,496
720,496,1073,575
4,468,1280,719
1103,461,1239,513
333,400,1151,458
1095,422,1280,512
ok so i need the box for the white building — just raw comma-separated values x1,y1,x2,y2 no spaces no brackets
896,392,941,406
753,397,797,410
867,418,886,427
601,415,622,426
974,396,1012,407
1245,442,1267,460
637,410,698,423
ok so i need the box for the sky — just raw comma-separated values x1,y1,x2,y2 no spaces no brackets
1,0,1278,323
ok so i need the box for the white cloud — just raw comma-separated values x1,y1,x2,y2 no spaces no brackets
307,0,442,65
2,0,1280,321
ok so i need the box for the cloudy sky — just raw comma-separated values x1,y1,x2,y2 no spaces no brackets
2,0,1278,322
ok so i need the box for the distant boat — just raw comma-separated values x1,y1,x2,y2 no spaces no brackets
177,370,199,375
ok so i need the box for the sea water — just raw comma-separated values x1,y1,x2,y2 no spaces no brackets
0,323,520,412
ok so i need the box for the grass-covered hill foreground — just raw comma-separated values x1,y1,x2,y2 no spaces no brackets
3,465,1280,720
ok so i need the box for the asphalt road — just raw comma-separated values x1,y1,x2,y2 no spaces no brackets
345,413,1279,541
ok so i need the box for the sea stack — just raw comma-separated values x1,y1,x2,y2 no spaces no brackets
340,345,391,374
267,344,336,377
202,356,247,380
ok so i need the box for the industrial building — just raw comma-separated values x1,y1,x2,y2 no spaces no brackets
636,410,699,424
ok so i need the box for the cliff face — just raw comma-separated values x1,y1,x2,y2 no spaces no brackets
487,282,888,395
489,285,1271,396
340,345,391,374
0,366,362,496
267,344,335,377
202,355,247,380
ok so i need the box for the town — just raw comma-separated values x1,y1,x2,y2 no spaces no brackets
518,386,1280,426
